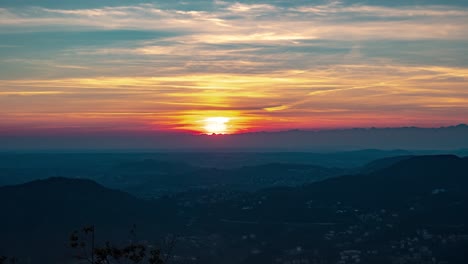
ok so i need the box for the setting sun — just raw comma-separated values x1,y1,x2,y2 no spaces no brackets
203,117,230,134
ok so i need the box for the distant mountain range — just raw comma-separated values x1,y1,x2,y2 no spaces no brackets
1,124,468,150
0,150,415,196
1,155,468,263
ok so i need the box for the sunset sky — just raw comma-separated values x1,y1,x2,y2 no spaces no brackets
1,0,467,134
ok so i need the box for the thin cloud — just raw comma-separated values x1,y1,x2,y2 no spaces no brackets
0,4,467,41
1,1,467,131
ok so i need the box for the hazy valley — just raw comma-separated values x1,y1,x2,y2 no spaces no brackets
1,152,467,263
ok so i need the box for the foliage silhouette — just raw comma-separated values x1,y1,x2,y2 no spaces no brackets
0,256,18,264
69,225,165,264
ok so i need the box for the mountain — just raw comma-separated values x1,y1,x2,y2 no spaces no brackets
2,155,468,263
358,155,415,174
224,155,468,223
189,155,468,263
312,155,468,207
0,152,385,198
0,177,178,263
2,125,468,151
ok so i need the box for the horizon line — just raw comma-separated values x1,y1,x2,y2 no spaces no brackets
1,123,467,136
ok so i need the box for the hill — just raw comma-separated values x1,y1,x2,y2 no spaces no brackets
0,177,177,263
2,155,468,263
219,155,468,224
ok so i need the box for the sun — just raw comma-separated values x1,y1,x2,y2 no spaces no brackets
203,117,230,134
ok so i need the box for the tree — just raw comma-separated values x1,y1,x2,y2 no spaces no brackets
0,256,19,264
69,225,165,264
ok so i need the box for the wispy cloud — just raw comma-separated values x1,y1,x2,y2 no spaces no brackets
1,3,467,40
1,1,467,132
1,64,467,131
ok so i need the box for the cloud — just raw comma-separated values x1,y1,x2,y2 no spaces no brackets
1,1,468,131
226,3,277,13
294,4,468,17
1,64,467,131
0,3,467,41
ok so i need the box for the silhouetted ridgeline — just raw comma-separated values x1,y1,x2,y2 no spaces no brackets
1,155,468,263
0,150,415,188
0,178,180,263
1,124,468,150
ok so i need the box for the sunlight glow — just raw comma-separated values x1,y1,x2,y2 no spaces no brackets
204,117,230,134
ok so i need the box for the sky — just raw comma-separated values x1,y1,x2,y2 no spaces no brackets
1,0,468,135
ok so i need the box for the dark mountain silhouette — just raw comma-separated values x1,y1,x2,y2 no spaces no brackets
309,155,468,206
358,155,415,174
210,155,468,264
0,177,178,263
229,155,468,224
0,150,413,189
2,155,468,263
2,124,468,151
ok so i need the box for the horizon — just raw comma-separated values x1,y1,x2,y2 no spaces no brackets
1,122,467,135
1,124,468,151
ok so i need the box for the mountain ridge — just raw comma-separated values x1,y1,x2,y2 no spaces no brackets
2,155,468,263
2,125,468,150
